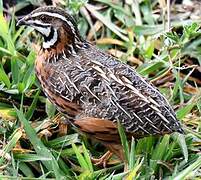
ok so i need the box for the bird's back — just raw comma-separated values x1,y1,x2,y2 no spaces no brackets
40,43,183,136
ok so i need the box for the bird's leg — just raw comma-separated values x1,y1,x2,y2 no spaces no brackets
124,162,129,172
74,117,123,167
91,150,113,167
105,143,124,161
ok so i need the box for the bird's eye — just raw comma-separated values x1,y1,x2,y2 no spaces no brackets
41,15,47,21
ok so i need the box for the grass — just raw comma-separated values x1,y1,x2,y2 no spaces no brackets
0,0,201,179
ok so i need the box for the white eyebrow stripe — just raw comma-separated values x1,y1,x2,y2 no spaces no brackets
31,11,75,33
28,19,51,26
32,12,70,25
33,26,51,37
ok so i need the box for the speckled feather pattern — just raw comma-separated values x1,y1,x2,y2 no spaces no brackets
18,6,184,161
37,43,184,136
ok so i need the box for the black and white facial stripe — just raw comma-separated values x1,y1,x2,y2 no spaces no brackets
43,28,58,49
31,11,76,34
25,18,58,48
24,7,80,49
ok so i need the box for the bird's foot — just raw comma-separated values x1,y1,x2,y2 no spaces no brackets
91,151,113,168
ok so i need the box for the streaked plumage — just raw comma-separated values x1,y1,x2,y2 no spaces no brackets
18,6,184,160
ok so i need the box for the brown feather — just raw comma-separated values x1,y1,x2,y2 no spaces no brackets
74,117,120,143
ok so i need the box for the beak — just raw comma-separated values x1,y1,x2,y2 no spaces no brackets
17,15,30,26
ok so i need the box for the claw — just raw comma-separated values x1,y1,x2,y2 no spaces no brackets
91,151,113,168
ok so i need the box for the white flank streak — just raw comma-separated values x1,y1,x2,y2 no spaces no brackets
121,76,160,107
145,117,153,124
157,112,170,124
128,67,166,103
111,100,132,119
106,84,118,100
148,97,160,107
150,105,161,113
121,76,133,85
92,65,105,74
92,65,110,81
91,60,104,67
65,74,80,93
84,84,101,102
99,73,110,82
133,112,143,123
125,83,150,103
109,73,124,85
32,11,75,33
43,29,58,49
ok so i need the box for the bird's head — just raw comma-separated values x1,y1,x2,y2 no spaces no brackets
17,6,83,50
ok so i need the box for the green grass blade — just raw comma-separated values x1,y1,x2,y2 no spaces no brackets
11,56,20,84
18,162,35,178
127,158,143,179
14,106,66,179
117,121,129,163
14,153,51,162
72,143,89,170
0,65,11,88
22,66,35,92
150,135,170,171
45,99,56,117
0,12,15,54
85,3,129,42
25,90,40,121
0,129,22,164
173,133,188,162
173,157,201,180
176,102,196,120
129,137,135,170
0,47,12,55
140,61,165,76
0,0,2,15
47,133,79,149
82,143,93,172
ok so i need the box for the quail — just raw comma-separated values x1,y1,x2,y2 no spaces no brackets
17,6,184,163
